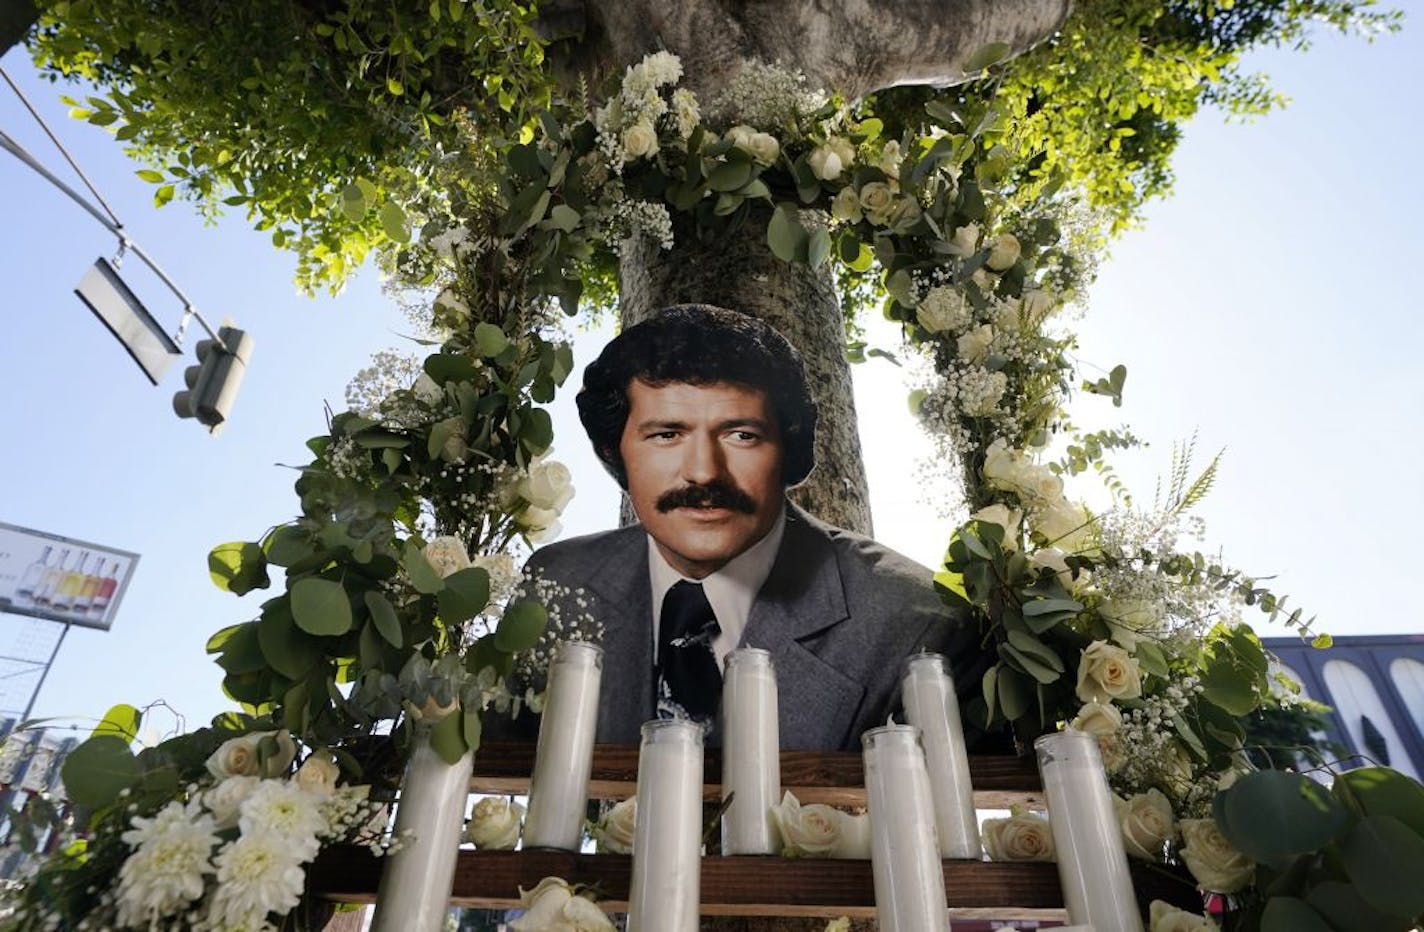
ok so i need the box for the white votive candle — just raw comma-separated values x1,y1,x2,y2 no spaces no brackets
628,719,704,932
522,640,603,850
721,647,781,855
863,724,950,932
1035,731,1143,932
900,653,981,859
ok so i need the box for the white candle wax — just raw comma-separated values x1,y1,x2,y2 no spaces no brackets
900,653,981,859
863,724,950,932
628,720,704,932
1036,732,1143,932
523,641,603,850
721,648,781,855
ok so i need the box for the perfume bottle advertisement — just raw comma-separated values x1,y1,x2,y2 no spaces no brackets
0,521,139,631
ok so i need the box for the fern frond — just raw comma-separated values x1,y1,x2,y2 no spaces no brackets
1176,447,1224,514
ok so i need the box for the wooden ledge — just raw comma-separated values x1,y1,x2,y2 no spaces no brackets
471,742,1045,808
309,847,1201,919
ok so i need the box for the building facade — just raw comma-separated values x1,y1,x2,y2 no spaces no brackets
1263,634,1424,781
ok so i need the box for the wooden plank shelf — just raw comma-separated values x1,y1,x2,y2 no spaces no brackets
309,847,1201,919
471,742,1045,808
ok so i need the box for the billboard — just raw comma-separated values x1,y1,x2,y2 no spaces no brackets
0,522,138,631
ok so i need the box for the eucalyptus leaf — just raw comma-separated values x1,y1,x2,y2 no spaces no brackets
290,577,354,637
1341,815,1424,918
474,322,510,357
767,204,806,263
1336,766,1424,837
1260,897,1334,932
427,706,467,764
258,599,323,680
495,599,548,652
1218,769,1350,868
208,541,270,595
59,736,139,811
437,566,491,622
378,201,410,243
92,704,141,742
364,591,403,648
402,544,444,595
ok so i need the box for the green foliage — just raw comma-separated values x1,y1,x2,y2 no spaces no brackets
1216,766,1424,930
29,0,553,293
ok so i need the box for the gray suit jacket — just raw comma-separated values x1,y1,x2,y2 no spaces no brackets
513,504,985,752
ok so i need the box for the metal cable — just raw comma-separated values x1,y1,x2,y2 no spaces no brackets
1,65,124,231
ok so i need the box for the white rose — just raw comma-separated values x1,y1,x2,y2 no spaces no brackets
204,774,261,829
473,552,518,604
518,505,563,544
1115,788,1177,862
744,132,780,166
946,223,980,257
830,186,862,224
771,791,840,857
878,140,903,179
981,438,1020,488
725,124,756,149
294,752,341,798
970,503,1023,551
982,808,1054,861
1179,819,1254,893
1100,598,1163,649
1033,498,1094,554
510,877,614,932
519,458,575,512
1069,700,1121,737
621,119,659,160
411,373,443,405
986,233,1021,271
467,796,525,850
1150,900,1219,932
1030,547,1073,586
423,535,471,578
1076,640,1143,703
858,182,895,225
592,797,636,854
917,286,970,333
956,324,994,364
831,810,871,859
205,729,297,780
809,137,855,180
1070,701,1125,771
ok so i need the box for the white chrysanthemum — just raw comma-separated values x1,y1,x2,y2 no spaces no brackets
206,831,307,929
238,780,327,861
115,801,219,928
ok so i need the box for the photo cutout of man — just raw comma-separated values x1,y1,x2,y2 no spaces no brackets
524,304,983,751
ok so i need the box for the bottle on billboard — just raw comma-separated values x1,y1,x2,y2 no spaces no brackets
33,548,70,608
89,561,119,619
54,552,90,612
14,546,52,608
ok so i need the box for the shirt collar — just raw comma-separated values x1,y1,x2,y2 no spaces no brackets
647,504,787,665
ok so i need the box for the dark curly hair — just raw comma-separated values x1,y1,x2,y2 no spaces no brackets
576,304,818,490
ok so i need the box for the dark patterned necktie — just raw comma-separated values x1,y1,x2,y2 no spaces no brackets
656,580,722,724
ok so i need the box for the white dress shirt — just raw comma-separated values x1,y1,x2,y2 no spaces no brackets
647,506,787,669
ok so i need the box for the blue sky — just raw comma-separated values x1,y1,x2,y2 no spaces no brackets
0,20,1418,739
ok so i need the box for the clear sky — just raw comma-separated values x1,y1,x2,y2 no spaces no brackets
0,19,1417,740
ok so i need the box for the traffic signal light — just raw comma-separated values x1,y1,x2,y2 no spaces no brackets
172,325,254,433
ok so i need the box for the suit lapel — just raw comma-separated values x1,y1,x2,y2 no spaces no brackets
581,529,654,745
741,506,864,750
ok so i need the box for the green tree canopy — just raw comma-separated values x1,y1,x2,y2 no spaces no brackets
26,0,1398,295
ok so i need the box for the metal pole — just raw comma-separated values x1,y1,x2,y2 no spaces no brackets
19,622,69,724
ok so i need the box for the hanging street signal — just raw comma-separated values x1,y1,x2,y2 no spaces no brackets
172,325,254,434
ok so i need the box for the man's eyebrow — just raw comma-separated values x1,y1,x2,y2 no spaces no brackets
715,417,772,431
632,417,690,432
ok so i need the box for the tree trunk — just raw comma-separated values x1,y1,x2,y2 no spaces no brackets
619,209,874,536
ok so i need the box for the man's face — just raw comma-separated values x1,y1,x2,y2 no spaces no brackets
619,379,785,579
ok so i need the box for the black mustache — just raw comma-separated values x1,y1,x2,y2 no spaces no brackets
656,482,757,514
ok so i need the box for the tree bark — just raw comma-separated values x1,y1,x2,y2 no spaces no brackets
619,209,874,536
558,0,1072,103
